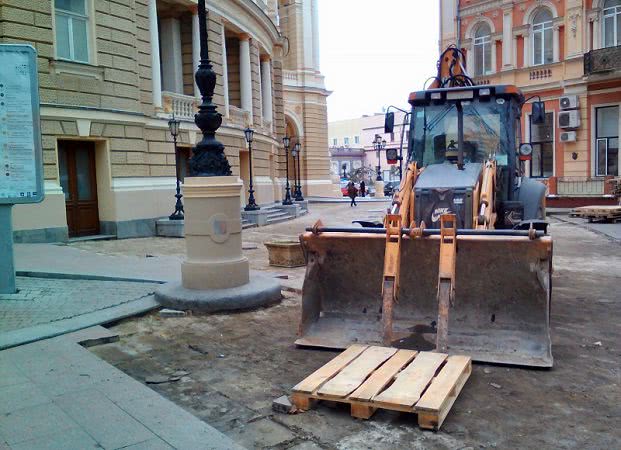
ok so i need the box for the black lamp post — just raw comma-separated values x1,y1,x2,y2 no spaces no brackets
187,0,231,177
342,164,347,179
244,127,259,211
282,136,293,205
168,114,184,220
291,142,298,198
293,142,304,201
374,134,386,181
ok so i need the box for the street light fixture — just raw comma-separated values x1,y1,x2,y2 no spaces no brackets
243,127,259,211
282,136,293,205
291,141,298,199
168,114,184,220
293,142,304,201
374,135,386,181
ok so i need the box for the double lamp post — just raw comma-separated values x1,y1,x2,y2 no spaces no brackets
241,129,304,211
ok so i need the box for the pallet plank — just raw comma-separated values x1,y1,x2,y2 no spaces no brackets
349,350,418,402
415,355,472,430
317,346,398,398
292,344,368,394
373,351,447,408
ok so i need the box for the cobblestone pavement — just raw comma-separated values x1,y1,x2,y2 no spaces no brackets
0,277,160,333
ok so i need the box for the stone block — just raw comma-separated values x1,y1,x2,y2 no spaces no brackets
272,395,296,414
264,239,305,268
41,120,63,135
125,125,144,139
126,152,147,164
150,165,175,177
2,7,35,25
103,124,126,138
156,218,184,238
147,153,167,165
61,121,78,136
0,402,76,445
110,138,148,152
159,308,186,318
145,128,167,142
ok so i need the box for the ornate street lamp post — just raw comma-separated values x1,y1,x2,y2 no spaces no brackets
188,0,231,177
293,142,304,201
168,114,184,220
374,134,386,181
291,141,299,198
282,136,293,205
244,127,259,211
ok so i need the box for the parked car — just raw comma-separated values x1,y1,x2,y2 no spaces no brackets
340,179,349,196
384,181,399,196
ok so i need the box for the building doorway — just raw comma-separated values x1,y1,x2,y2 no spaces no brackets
58,140,100,237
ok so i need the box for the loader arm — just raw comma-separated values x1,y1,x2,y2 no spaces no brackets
476,160,497,230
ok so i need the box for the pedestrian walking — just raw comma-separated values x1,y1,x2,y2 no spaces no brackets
347,181,358,207
360,180,366,197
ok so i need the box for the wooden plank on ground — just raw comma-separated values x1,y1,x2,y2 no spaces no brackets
349,349,417,402
317,346,397,398
415,355,472,430
373,351,447,408
292,344,368,394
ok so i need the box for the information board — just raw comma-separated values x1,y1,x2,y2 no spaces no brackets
0,45,43,204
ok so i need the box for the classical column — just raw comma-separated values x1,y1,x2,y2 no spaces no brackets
513,34,519,68
239,33,253,123
192,9,200,97
161,17,184,93
302,0,314,69
492,39,498,73
502,7,513,68
523,31,530,67
221,24,229,116
553,25,560,62
148,0,162,108
311,0,320,71
592,18,601,50
260,56,273,126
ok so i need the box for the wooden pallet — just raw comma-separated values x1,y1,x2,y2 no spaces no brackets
291,345,471,430
572,205,621,222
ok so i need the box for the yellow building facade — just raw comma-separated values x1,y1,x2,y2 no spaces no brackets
0,0,335,242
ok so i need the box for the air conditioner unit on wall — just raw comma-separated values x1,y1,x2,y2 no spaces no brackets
559,110,580,129
560,131,577,142
559,95,579,110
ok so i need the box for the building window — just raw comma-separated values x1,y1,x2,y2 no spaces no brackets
344,137,350,145
354,135,360,144
332,138,338,146
603,0,621,48
473,23,492,76
532,9,553,66
54,0,90,63
595,106,619,176
529,112,554,178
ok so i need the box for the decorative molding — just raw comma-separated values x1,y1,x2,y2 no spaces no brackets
49,60,104,80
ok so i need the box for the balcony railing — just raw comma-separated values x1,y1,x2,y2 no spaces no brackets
557,177,605,197
162,91,197,121
584,45,621,76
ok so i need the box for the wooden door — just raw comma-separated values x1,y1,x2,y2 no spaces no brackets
58,141,100,237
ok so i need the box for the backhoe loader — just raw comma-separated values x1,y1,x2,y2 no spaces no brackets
297,47,553,367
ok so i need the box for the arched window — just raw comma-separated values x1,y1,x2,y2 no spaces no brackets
473,23,492,75
532,8,553,66
603,0,621,48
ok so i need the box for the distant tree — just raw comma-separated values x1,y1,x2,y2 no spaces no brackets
347,166,376,183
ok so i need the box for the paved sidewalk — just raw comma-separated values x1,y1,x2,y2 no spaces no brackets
0,327,242,449
0,277,159,333
551,214,621,241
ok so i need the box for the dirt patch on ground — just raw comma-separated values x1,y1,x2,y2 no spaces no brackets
92,218,621,449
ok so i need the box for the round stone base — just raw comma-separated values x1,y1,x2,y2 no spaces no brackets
154,272,282,313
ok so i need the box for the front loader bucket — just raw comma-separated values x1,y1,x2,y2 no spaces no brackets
297,232,553,367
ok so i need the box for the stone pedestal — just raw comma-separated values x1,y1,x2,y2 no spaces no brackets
181,176,249,290
156,176,281,312
374,180,386,198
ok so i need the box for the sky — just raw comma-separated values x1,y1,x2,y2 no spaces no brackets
318,0,440,122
